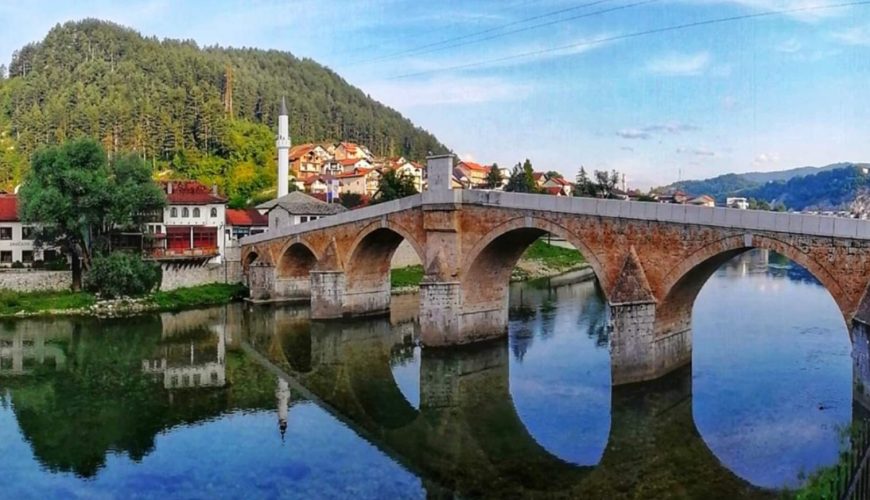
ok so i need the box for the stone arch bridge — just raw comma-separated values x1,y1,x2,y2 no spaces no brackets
241,155,870,385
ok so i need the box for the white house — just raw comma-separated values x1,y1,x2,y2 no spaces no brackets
151,181,228,263
0,194,49,267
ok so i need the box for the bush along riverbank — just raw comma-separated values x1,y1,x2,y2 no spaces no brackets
0,283,248,318
390,239,591,293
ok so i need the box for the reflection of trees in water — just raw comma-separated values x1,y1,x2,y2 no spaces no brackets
508,280,609,362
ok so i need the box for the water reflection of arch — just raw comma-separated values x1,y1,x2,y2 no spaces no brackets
243,309,788,497
243,315,590,496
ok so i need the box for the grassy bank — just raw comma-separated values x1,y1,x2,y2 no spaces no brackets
0,283,248,317
0,290,97,316
390,240,586,290
149,283,248,311
391,265,424,289
521,239,585,270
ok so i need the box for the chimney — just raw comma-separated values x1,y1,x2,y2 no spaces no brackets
167,181,173,194
212,184,218,196
426,154,455,193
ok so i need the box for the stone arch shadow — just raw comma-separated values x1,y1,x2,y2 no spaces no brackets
274,239,322,301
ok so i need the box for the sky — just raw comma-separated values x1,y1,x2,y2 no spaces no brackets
1,1,870,189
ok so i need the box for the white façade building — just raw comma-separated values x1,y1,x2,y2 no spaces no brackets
147,181,228,263
0,194,52,267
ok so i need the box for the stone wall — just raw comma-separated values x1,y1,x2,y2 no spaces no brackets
159,261,242,291
390,240,422,268
0,270,71,292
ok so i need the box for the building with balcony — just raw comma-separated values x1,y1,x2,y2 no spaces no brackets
147,181,227,263
0,193,50,267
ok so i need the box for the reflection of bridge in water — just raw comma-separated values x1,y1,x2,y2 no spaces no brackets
241,306,817,498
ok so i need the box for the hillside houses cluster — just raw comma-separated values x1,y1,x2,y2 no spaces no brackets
288,142,424,199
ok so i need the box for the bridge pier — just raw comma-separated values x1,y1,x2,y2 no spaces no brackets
310,271,346,319
248,263,276,301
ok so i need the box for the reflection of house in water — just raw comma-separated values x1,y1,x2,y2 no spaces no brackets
717,249,771,277
142,308,234,389
0,322,72,375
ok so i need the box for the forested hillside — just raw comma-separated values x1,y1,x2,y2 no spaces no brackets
0,19,446,201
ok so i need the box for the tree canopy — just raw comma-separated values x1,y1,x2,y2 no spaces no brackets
505,159,538,193
373,170,418,203
18,138,165,289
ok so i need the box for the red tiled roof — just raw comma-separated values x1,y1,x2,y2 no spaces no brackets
532,172,546,180
226,208,267,227
0,195,18,222
336,172,365,179
339,158,366,166
550,176,571,185
459,161,491,172
162,181,226,204
544,187,563,195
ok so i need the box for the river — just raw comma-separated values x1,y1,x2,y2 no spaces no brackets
0,250,857,498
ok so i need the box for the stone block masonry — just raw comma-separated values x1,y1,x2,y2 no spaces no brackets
0,270,72,292
159,261,242,291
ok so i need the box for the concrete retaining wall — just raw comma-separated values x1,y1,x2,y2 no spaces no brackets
159,261,242,291
0,270,72,292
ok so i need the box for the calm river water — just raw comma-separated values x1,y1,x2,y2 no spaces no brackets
0,250,857,498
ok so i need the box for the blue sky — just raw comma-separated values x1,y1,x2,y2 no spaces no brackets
1,1,870,188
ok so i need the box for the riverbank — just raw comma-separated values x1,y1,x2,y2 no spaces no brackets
0,283,247,318
391,239,592,294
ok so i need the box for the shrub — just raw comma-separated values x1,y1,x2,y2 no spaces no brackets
84,252,161,298
10,261,24,269
44,258,69,271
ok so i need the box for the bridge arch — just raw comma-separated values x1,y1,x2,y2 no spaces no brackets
242,249,259,272
460,217,607,316
276,240,320,279
342,220,426,316
655,234,852,340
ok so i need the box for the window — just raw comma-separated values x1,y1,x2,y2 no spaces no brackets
22,251,33,263
1,251,12,263
22,226,34,240
0,227,11,240
310,216,318,221
43,250,57,261
210,207,218,218
300,216,308,223
193,208,200,218
182,207,189,217
170,207,178,217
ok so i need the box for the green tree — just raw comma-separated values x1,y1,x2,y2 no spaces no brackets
505,159,537,193
19,138,166,290
84,251,161,298
575,167,593,197
485,162,503,189
373,169,418,203
339,192,365,208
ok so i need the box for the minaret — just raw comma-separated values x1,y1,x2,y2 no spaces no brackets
277,97,291,197
276,377,290,441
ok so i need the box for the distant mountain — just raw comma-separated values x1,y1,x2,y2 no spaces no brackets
666,163,870,210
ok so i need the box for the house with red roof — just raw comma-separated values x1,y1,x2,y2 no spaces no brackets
456,161,493,188
334,142,373,162
541,175,573,196
149,181,228,263
225,209,268,240
289,144,331,178
0,193,52,267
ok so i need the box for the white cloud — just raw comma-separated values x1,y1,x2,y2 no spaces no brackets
646,52,711,76
753,152,781,166
677,147,717,157
616,122,700,140
363,76,533,108
833,25,870,46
